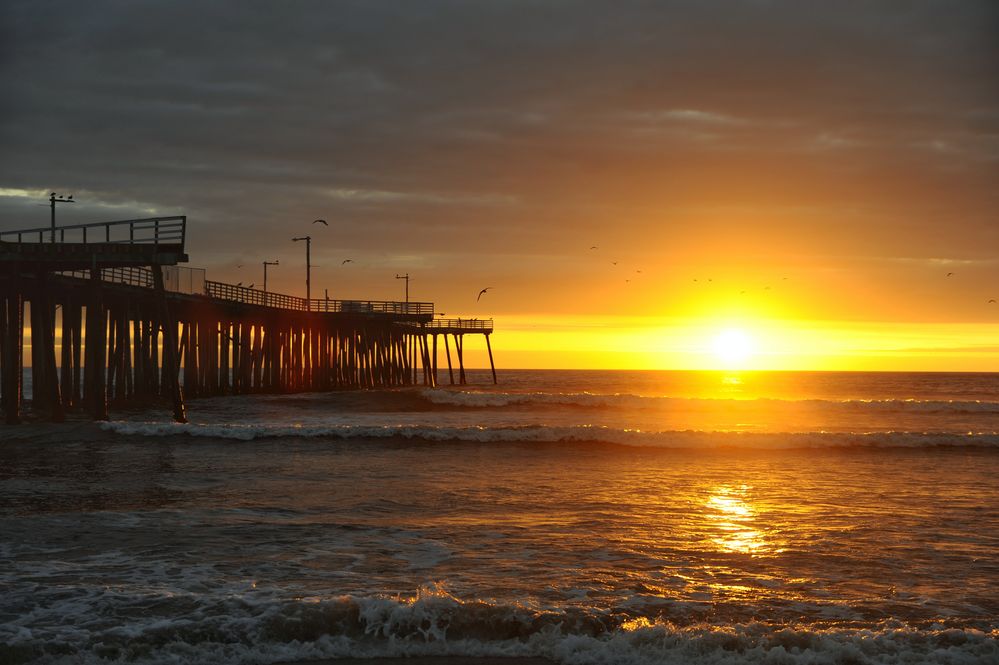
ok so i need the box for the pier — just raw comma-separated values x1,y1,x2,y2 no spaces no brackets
0,216,495,425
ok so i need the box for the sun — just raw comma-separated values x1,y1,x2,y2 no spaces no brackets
712,328,754,368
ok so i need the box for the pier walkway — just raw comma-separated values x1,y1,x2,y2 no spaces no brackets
1,216,495,424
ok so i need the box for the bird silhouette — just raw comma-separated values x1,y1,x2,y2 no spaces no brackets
989,299,996,304
237,264,244,269
611,261,618,265
236,282,242,286
247,283,254,289
477,287,492,301
313,219,328,226
342,259,353,265
589,246,598,250
947,272,954,277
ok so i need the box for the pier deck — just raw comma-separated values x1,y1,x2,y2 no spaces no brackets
1,217,495,425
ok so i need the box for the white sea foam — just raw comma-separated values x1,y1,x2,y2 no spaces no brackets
100,420,999,448
2,585,995,665
419,388,999,414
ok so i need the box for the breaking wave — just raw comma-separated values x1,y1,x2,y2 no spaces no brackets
101,420,999,448
3,584,996,665
418,388,999,414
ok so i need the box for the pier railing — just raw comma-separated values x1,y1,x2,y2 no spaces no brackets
398,318,494,333
61,266,155,288
310,298,435,315
1,216,186,249
55,267,431,316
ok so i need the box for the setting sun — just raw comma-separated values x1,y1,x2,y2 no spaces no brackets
712,329,754,368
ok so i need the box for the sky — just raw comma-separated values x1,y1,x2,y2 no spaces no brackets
2,1,997,370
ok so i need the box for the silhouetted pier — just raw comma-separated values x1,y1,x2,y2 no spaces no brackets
1,216,495,425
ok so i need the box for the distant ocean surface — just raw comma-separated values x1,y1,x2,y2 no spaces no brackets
2,370,998,664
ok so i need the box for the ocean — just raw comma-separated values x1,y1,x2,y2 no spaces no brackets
1,370,997,664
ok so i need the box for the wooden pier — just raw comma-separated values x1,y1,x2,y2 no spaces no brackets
1,216,495,425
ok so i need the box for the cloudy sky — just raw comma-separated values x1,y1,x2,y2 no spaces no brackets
2,1,997,369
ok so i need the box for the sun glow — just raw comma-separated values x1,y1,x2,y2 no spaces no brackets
712,328,754,368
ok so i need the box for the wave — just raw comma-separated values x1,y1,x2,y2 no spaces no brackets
102,420,999,448
3,585,995,665
419,389,999,414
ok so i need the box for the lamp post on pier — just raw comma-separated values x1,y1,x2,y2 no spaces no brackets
262,260,279,292
395,273,410,304
292,237,311,309
49,192,74,242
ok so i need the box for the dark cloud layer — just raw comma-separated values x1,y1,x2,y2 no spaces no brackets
1,1,997,318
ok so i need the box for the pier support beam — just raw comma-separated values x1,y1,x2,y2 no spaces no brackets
152,265,187,423
84,268,109,421
1,270,24,424
485,333,497,385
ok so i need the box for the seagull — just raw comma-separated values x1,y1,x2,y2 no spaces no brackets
313,219,328,226
611,261,618,265
589,246,598,250
636,270,642,273
947,272,954,277
236,282,242,286
477,287,492,301
248,283,254,289
237,264,244,269
341,259,353,265
989,299,996,304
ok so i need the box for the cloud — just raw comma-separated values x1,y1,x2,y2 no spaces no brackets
0,0,996,317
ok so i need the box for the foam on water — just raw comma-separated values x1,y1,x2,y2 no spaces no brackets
2,584,996,665
101,420,999,448
419,388,999,414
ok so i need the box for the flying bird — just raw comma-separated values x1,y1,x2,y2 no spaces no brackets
589,246,598,250
313,219,328,226
947,272,954,277
611,261,618,265
342,259,353,265
476,287,492,301
989,299,996,304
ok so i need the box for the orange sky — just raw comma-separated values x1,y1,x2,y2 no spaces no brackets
2,2,997,370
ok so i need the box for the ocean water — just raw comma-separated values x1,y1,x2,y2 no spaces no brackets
2,369,998,664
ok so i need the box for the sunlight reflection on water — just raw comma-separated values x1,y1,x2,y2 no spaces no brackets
705,485,774,555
